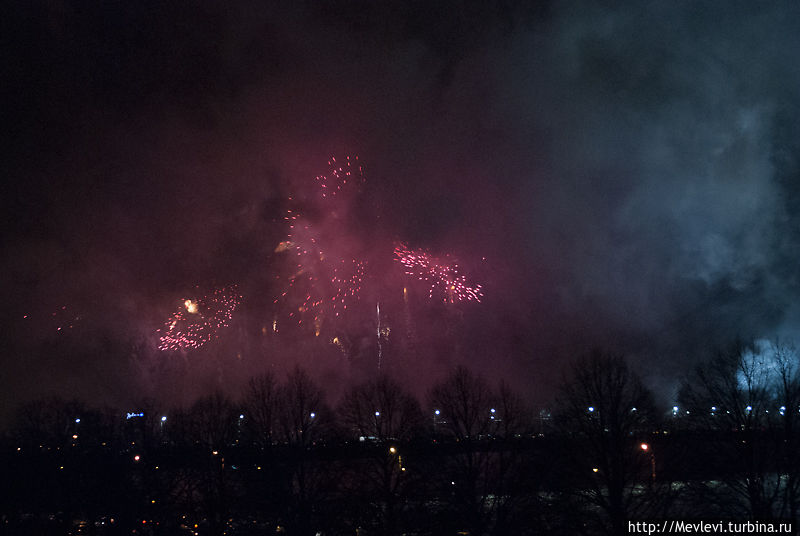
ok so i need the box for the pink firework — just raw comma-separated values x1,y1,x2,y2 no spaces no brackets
273,156,365,332
314,155,364,199
393,243,483,303
157,286,241,351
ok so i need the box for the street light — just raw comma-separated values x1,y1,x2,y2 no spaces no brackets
640,443,655,483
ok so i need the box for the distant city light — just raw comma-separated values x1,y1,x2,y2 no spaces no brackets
161,416,167,422
75,418,81,423
434,409,440,415
239,414,244,419
588,406,595,413
126,412,144,420
133,455,140,462
310,412,316,419
375,411,381,417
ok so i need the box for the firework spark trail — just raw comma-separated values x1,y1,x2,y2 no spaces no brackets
157,286,241,351
331,333,360,362
393,243,483,303
376,301,382,370
273,156,366,333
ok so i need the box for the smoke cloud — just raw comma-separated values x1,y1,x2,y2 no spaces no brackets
3,0,800,418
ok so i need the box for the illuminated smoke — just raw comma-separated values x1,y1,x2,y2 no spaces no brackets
273,156,366,333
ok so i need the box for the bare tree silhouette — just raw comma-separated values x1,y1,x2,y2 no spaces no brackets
680,340,800,520
555,350,666,536
429,366,536,535
339,375,425,535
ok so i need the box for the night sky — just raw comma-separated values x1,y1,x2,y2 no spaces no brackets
3,0,800,421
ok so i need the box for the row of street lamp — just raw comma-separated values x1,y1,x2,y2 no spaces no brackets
583,405,800,416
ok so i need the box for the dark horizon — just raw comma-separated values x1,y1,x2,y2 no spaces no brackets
4,352,800,535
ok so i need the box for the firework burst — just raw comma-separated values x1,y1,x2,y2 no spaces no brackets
273,156,366,334
393,243,483,303
314,155,363,200
157,285,241,351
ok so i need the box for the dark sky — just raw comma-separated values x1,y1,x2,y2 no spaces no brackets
3,0,800,418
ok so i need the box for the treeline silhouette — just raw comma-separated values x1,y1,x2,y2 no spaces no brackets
2,341,800,535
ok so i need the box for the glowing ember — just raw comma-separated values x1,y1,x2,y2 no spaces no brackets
23,304,83,333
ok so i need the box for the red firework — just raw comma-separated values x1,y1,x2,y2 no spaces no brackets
393,243,483,303
157,286,241,351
